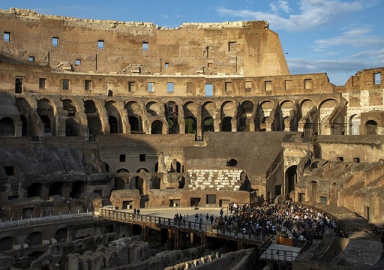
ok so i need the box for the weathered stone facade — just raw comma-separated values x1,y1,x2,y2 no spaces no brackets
0,7,383,269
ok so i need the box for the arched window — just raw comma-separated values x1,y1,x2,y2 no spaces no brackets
0,117,15,137
366,120,378,134
203,117,214,132
151,120,163,134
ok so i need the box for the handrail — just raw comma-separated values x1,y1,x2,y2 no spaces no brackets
0,212,94,230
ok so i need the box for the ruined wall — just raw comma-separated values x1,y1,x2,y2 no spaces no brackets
0,8,289,77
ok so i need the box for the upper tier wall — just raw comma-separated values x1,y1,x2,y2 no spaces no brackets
0,8,289,77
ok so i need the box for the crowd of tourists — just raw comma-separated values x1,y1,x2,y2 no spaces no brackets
214,201,338,241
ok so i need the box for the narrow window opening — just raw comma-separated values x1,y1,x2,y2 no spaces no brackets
228,41,236,51
140,154,146,162
374,73,381,85
85,80,91,91
39,78,46,89
207,62,213,68
265,81,272,91
353,157,360,163
75,59,81,66
165,62,169,68
285,80,293,90
15,78,23,93
225,82,232,92
98,40,104,49
52,37,59,47
167,82,174,93
119,154,126,162
3,32,10,42
142,42,148,51
62,79,69,90
337,157,344,162
205,83,213,97
148,82,154,92
28,56,35,62
245,81,252,92
128,81,135,92
320,196,327,204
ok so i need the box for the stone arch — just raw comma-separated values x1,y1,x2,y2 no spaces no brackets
349,114,360,135
150,177,161,189
222,117,232,131
221,100,236,118
319,99,339,134
299,99,315,118
227,159,238,166
131,176,144,195
257,100,274,131
37,99,55,136
183,101,198,119
62,99,77,117
105,101,122,134
151,120,163,134
0,117,15,137
285,165,297,195
280,100,296,131
49,182,64,197
102,162,110,173
238,100,254,131
65,117,81,136
27,232,42,246
366,120,378,134
185,117,197,134
16,98,36,136
70,180,85,199
0,237,13,252
165,101,179,134
126,101,143,133
203,117,214,132
84,100,102,138
146,101,161,116
27,182,43,198
55,228,68,243
115,176,126,190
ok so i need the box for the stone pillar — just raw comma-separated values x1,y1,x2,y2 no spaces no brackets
196,102,202,139
94,99,109,134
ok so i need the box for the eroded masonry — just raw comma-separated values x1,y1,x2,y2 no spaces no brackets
0,7,383,270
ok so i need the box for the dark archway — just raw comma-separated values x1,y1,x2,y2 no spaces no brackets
0,117,15,137
150,177,161,189
203,117,214,132
49,182,64,197
151,120,163,134
0,237,13,252
366,120,378,134
55,228,68,243
109,116,119,133
185,117,197,134
115,177,125,190
133,177,144,195
70,181,85,199
40,115,52,136
27,183,43,198
285,165,297,194
129,116,140,133
27,232,42,246
21,115,28,136
66,117,80,136
227,159,237,167
222,117,232,132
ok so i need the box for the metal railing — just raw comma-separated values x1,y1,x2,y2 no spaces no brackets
0,212,94,230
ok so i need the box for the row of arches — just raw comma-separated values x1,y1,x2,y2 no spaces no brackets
4,96,352,137
27,181,85,199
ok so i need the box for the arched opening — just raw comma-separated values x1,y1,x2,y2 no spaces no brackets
366,120,378,134
115,177,125,190
178,176,185,189
151,120,163,134
185,117,196,134
20,115,28,136
84,100,97,113
240,173,252,191
227,159,238,166
349,114,360,135
0,237,13,252
102,162,110,173
129,116,140,133
40,115,52,136
285,165,297,194
155,162,159,173
49,182,64,197
311,181,318,203
27,183,43,198
65,117,80,136
29,251,45,263
166,101,179,134
133,177,144,195
150,177,161,189
109,116,119,133
0,117,15,137
171,160,182,173
55,228,68,243
222,117,232,132
70,180,85,199
203,117,214,132
136,168,149,173
238,101,254,131
27,232,42,246
84,100,101,138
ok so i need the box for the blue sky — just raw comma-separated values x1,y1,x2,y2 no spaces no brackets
1,0,383,86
